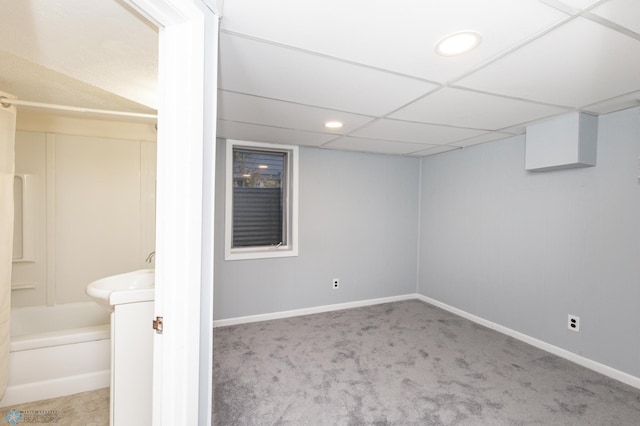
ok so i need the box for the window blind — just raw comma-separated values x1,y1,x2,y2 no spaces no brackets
232,148,286,248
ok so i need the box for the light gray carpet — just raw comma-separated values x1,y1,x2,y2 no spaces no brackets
213,300,640,425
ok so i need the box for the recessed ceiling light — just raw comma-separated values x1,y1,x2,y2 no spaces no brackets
258,165,268,169
325,120,344,129
242,174,251,177
435,32,482,56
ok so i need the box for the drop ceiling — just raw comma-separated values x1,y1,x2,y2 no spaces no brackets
218,0,640,156
2,0,640,156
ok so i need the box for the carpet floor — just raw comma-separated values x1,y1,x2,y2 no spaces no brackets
213,299,640,425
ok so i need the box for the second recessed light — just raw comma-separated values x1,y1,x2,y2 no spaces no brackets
435,32,482,56
325,121,344,129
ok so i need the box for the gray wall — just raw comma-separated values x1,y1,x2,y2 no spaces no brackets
214,142,420,320
418,107,640,378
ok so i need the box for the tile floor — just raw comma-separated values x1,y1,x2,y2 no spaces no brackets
1,388,109,426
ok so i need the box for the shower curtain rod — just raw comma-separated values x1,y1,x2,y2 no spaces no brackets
0,96,157,120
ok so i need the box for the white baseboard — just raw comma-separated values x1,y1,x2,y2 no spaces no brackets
415,294,640,390
212,294,417,328
0,370,110,408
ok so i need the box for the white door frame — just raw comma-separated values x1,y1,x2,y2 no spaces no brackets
122,1,218,425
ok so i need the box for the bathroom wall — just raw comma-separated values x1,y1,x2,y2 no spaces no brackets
11,112,156,307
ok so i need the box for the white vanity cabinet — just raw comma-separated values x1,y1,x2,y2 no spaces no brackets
111,301,154,426
86,269,155,426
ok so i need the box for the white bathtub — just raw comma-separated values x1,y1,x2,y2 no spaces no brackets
0,302,111,407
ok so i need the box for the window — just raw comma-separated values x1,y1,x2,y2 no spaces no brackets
225,139,298,260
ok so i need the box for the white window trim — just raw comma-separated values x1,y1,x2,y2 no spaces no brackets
225,139,299,261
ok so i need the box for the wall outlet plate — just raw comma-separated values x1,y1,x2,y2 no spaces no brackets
332,278,339,289
568,314,580,332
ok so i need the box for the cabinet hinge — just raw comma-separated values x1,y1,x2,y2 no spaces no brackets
152,316,163,334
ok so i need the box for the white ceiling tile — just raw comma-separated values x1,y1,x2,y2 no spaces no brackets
390,87,570,130
555,0,604,10
406,145,461,157
324,137,436,155
220,0,567,83
218,91,375,134
352,118,486,145
217,120,337,147
590,0,640,34
449,132,514,148
581,90,640,114
456,18,640,108
219,32,438,116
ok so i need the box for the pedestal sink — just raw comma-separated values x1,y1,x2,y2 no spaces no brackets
86,269,155,312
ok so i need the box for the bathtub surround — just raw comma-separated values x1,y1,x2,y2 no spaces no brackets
0,92,17,400
2,112,156,406
213,300,640,425
12,113,156,308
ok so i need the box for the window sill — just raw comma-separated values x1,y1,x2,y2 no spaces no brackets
224,246,298,261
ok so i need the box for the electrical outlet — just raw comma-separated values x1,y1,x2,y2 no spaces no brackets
332,278,339,289
568,314,580,332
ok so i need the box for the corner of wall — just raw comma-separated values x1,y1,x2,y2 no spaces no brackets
415,157,423,295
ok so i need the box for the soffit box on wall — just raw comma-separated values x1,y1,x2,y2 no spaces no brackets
525,112,598,172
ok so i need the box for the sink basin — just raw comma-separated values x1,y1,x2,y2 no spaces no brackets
87,269,155,312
